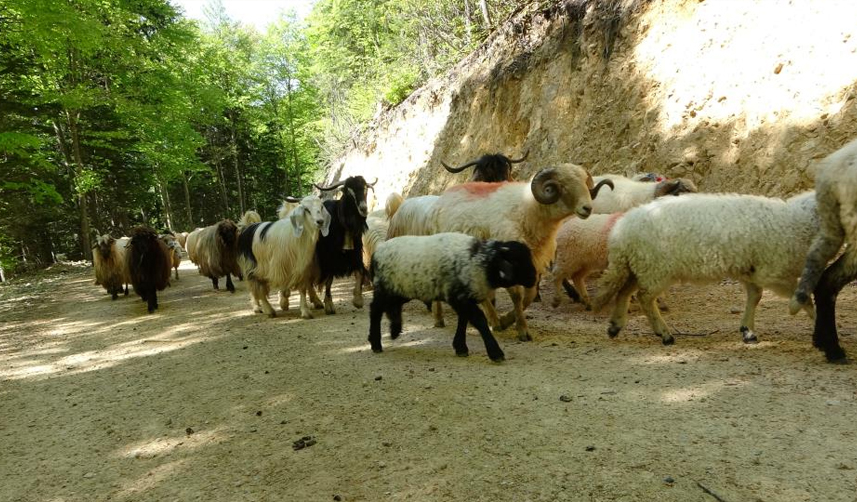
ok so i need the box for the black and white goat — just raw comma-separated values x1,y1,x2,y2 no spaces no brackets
369,233,537,361
313,175,377,314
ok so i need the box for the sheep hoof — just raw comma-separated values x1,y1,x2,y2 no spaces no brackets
607,324,621,338
517,332,532,342
824,346,848,364
434,320,445,328
301,311,313,320
267,312,277,318
489,352,506,362
551,298,561,308
253,307,263,313
371,346,383,354
353,296,364,308
455,350,469,357
324,302,336,315
741,328,759,344
788,292,809,315
661,335,675,345
312,301,324,309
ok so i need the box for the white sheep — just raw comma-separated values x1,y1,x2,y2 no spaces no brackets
789,137,857,362
185,227,203,263
550,212,624,309
369,232,537,361
429,164,613,341
159,233,183,280
386,194,439,239
591,174,697,214
237,195,331,318
92,234,130,299
592,192,819,345
552,174,699,307
363,192,404,271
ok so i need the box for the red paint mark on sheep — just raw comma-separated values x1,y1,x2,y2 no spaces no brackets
601,212,624,236
448,182,508,198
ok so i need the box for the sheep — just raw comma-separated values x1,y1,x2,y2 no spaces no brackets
441,151,529,182
238,210,262,228
125,226,172,313
277,198,300,220
554,175,699,307
429,164,613,341
386,195,440,239
160,233,182,280
193,220,242,292
185,227,203,263
313,176,377,314
550,212,624,309
591,192,819,345
92,234,130,299
176,232,189,250
591,174,697,214
789,137,857,362
238,195,331,318
369,233,537,361
363,192,405,272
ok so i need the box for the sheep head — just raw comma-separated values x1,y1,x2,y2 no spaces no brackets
531,164,612,219
315,175,377,218
441,151,529,182
654,178,698,197
290,195,331,238
94,234,115,259
482,239,538,290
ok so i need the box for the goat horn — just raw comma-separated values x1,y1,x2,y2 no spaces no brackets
442,159,480,173
589,179,614,199
284,196,302,203
509,150,530,163
314,180,346,191
531,168,561,205
367,178,378,188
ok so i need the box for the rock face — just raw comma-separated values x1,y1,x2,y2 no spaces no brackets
326,0,857,207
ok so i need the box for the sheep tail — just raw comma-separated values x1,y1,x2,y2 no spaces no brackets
591,253,631,312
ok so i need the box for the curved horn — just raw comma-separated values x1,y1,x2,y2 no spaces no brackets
531,168,561,205
284,196,302,203
508,150,530,163
441,159,480,174
314,180,346,191
367,177,378,188
589,179,614,199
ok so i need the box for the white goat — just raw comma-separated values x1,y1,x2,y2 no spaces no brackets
237,195,331,318
386,194,439,239
592,192,819,345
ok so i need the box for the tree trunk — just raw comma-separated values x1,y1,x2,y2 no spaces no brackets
156,171,174,230
479,0,491,29
66,110,91,259
182,171,194,228
230,113,245,215
214,158,230,217
285,70,301,195
464,0,473,43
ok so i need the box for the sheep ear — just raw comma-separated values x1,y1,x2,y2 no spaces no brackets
320,206,332,237
290,207,305,237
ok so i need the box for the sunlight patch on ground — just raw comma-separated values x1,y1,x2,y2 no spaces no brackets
635,1,857,136
114,459,189,500
660,379,747,404
118,427,226,460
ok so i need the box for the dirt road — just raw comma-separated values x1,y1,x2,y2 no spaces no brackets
1,260,856,501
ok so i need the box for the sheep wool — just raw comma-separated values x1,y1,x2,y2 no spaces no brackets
593,191,819,345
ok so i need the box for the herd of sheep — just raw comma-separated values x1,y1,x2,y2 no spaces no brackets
90,137,857,363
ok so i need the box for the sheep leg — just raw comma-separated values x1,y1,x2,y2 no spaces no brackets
211,276,219,290
481,298,503,331
811,249,856,363
225,273,235,293
551,274,565,308
387,300,405,340
279,289,290,312
607,278,638,338
368,291,386,353
308,286,324,309
739,282,763,344
124,284,129,296
323,277,336,314
451,309,470,357
571,273,591,310
432,301,445,328
454,301,505,362
299,288,313,319
508,286,531,341
146,288,158,314
352,270,364,308
561,279,583,303
111,286,119,301
174,267,179,280
790,203,844,314
638,288,673,345
532,274,542,303
250,280,275,317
